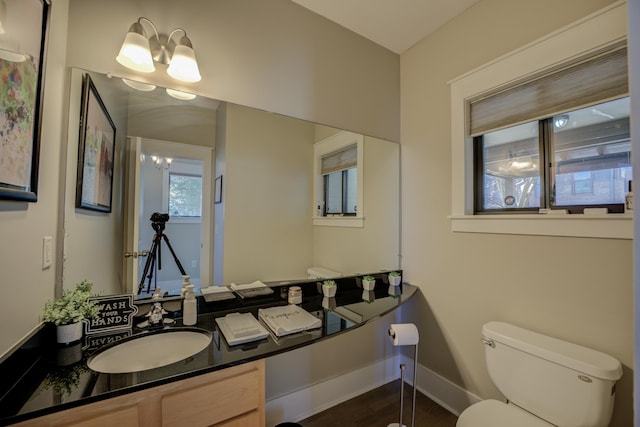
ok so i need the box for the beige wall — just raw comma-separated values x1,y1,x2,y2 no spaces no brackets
62,68,126,296
313,135,401,275
0,0,69,357
400,0,633,425
65,0,400,142
221,103,315,284
1,0,400,364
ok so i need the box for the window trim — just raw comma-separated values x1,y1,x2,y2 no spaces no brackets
448,1,631,239
313,131,364,227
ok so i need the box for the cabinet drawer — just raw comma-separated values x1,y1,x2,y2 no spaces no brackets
66,406,140,427
214,410,261,427
162,367,261,427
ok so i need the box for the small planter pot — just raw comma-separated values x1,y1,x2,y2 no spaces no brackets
362,290,375,302
388,274,402,286
322,296,336,310
322,285,337,298
362,279,376,291
56,321,83,345
56,342,83,366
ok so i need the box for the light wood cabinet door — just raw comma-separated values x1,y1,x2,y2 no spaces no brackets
12,360,265,427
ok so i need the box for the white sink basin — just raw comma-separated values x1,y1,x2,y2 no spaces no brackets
87,328,212,374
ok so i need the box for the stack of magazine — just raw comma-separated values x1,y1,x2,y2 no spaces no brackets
258,305,321,337
215,312,269,346
230,280,274,299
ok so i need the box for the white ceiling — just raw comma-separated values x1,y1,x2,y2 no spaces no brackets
289,0,482,54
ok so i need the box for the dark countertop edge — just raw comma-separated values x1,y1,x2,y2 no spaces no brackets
1,278,414,425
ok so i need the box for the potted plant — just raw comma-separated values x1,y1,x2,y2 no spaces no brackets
362,290,375,303
43,360,89,396
362,275,376,291
322,279,337,297
388,271,402,286
43,280,100,344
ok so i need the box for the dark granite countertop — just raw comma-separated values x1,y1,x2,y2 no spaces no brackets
0,272,414,426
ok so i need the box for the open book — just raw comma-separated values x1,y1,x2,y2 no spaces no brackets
258,305,321,337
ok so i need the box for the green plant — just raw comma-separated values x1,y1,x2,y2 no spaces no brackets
43,362,89,396
323,279,336,287
389,271,401,277
363,275,375,281
43,280,100,326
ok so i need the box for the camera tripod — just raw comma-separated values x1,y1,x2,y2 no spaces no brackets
137,213,187,295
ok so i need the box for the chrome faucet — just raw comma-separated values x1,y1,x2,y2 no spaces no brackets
143,288,174,327
148,302,166,326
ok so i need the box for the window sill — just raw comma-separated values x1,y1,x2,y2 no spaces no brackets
449,213,632,239
313,216,364,228
168,217,202,225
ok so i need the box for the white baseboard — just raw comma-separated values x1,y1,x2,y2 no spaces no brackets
265,355,402,426
265,354,481,425
401,353,482,417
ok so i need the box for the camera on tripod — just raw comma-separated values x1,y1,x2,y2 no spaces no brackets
150,212,170,232
138,212,187,294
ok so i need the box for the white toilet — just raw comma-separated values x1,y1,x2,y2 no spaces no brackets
457,321,623,427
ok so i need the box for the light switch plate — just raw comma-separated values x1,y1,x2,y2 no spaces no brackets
42,236,52,270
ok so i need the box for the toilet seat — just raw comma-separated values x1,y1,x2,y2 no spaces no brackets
457,399,552,427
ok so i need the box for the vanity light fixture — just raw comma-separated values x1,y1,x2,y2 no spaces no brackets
122,78,157,92
0,0,6,35
166,88,197,101
116,17,201,83
553,114,569,129
150,155,173,170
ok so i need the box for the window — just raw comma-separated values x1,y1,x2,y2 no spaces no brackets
313,131,364,227
169,172,202,217
449,2,632,238
476,97,631,214
161,158,204,223
322,145,358,216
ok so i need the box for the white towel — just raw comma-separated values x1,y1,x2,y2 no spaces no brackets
201,285,232,295
230,280,267,291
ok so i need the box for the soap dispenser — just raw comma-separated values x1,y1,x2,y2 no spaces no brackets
183,284,197,326
181,275,191,296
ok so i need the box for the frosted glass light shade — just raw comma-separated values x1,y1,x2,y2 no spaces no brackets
116,31,155,73
0,48,27,63
122,78,156,92
166,88,197,100
167,44,201,83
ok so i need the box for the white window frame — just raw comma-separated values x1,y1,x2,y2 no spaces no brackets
313,131,365,227
448,1,631,239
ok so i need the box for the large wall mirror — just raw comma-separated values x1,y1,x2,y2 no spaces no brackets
62,68,400,298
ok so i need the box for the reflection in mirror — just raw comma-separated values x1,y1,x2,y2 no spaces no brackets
62,68,400,299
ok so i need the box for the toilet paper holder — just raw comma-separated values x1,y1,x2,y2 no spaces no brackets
388,324,419,427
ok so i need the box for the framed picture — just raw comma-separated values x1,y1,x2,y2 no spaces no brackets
214,175,223,204
0,0,50,202
75,74,116,212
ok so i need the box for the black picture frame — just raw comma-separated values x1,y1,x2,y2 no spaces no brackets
214,175,223,204
75,74,116,213
0,0,50,202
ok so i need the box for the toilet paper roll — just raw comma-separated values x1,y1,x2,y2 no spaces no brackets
389,323,419,346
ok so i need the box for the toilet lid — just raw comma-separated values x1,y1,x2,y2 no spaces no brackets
457,399,551,427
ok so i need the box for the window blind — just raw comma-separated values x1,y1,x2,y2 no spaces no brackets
469,45,628,136
321,145,357,175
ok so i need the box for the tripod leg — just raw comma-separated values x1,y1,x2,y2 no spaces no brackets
161,234,187,275
138,236,159,294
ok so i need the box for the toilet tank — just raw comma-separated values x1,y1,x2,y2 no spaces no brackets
483,321,622,427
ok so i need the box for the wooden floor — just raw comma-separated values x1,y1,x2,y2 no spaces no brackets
298,379,458,427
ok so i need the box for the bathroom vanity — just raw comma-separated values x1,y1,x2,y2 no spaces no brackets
0,273,414,426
